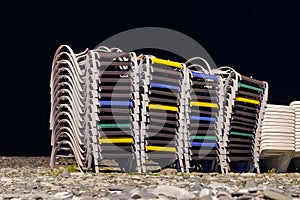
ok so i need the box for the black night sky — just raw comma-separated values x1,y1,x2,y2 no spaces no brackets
1,1,299,155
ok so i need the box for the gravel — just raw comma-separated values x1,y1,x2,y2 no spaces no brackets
0,157,300,199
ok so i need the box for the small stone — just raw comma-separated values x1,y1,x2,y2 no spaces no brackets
211,189,218,196
104,191,110,197
238,195,253,200
291,193,299,197
28,194,44,200
60,169,70,178
245,179,257,188
154,185,195,199
2,194,15,199
96,198,109,200
109,191,122,195
231,192,243,197
131,175,141,180
111,193,130,200
110,194,122,200
217,191,234,200
255,193,265,199
109,185,132,192
240,173,256,177
263,190,291,200
191,191,200,198
237,189,249,194
41,182,54,188
268,187,285,194
231,188,250,197
50,185,60,191
183,173,191,179
31,185,38,190
206,177,220,181
208,182,227,190
76,196,96,200
191,183,202,191
131,193,142,199
160,168,178,175
199,188,211,198
129,188,156,199
199,195,213,200
53,192,73,199
156,195,170,200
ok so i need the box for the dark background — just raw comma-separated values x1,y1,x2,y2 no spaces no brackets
1,1,299,156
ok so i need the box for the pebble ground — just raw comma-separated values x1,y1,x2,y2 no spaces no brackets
1,157,300,200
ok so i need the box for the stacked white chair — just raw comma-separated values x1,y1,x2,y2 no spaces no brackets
289,101,300,171
290,101,300,172
260,104,295,172
49,45,89,171
290,101,300,153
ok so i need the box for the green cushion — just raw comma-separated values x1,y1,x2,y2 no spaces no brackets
189,135,217,140
230,131,254,138
98,123,131,128
238,82,263,92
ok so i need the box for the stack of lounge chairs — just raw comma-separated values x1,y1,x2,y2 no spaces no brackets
260,102,300,172
50,45,274,173
49,45,89,171
139,56,185,172
183,58,227,173
213,67,268,172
